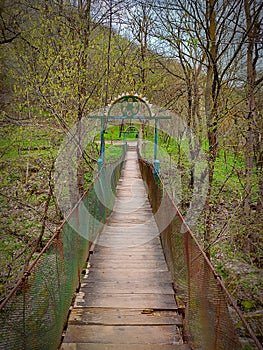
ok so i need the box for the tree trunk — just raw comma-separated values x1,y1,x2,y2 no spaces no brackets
76,0,92,197
244,0,257,216
244,126,254,216
204,0,218,256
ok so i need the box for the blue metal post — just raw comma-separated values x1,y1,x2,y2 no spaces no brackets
154,118,160,174
154,118,158,160
100,117,105,160
98,117,105,170
98,158,103,171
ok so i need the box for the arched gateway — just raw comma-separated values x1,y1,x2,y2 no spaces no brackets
88,93,171,173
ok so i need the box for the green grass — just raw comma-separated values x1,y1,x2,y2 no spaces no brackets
97,124,143,142
0,124,61,162
104,144,124,162
213,148,259,202
156,128,259,200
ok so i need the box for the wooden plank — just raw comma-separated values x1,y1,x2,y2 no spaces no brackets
96,232,159,243
74,293,178,309
62,325,183,344
91,254,165,261
104,211,155,219
89,255,167,262
95,239,159,244
92,251,165,259
85,269,171,277
105,212,153,218
91,251,165,258
104,223,156,229
67,308,182,326
91,254,166,261
95,241,158,247
112,203,151,212
61,344,191,350
88,261,168,270
94,238,162,248
93,247,164,254
94,240,161,246
83,270,172,283
96,232,157,237
80,281,174,295
96,237,159,244
90,256,165,262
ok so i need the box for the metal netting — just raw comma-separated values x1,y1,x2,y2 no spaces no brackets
0,146,126,350
138,157,261,350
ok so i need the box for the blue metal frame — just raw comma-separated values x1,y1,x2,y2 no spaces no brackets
97,117,105,171
100,117,105,160
154,119,160,175
89,94,170,172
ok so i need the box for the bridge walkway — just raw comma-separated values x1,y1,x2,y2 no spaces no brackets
60,148,190,350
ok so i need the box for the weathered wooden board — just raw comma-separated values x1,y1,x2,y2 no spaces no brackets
68,308,182,326
83,270,172,283
89,254,166,261
92,247,165,256
63,325,183,344
94,238,163,249
91,255,166,262
95,240,159,248
80,281,174,295
91,251,165,259
74,293,178,309
61,343,192,350
88,261,168,270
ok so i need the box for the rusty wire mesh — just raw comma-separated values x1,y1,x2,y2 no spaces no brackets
0,147,126,350
139,157,262,350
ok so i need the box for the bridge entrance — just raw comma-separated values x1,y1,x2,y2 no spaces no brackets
88,93,170,174
122,125,139,140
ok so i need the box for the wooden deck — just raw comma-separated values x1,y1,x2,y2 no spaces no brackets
60,148,190,350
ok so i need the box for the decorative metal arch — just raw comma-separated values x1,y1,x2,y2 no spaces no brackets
106,93,152,119
122,125,140,141
88,92,171,173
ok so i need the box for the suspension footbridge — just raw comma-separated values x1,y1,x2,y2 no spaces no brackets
61,147,190,349
0,94,261,350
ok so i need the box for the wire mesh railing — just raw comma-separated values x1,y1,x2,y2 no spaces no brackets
138,157,263,350
0,145,126,350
